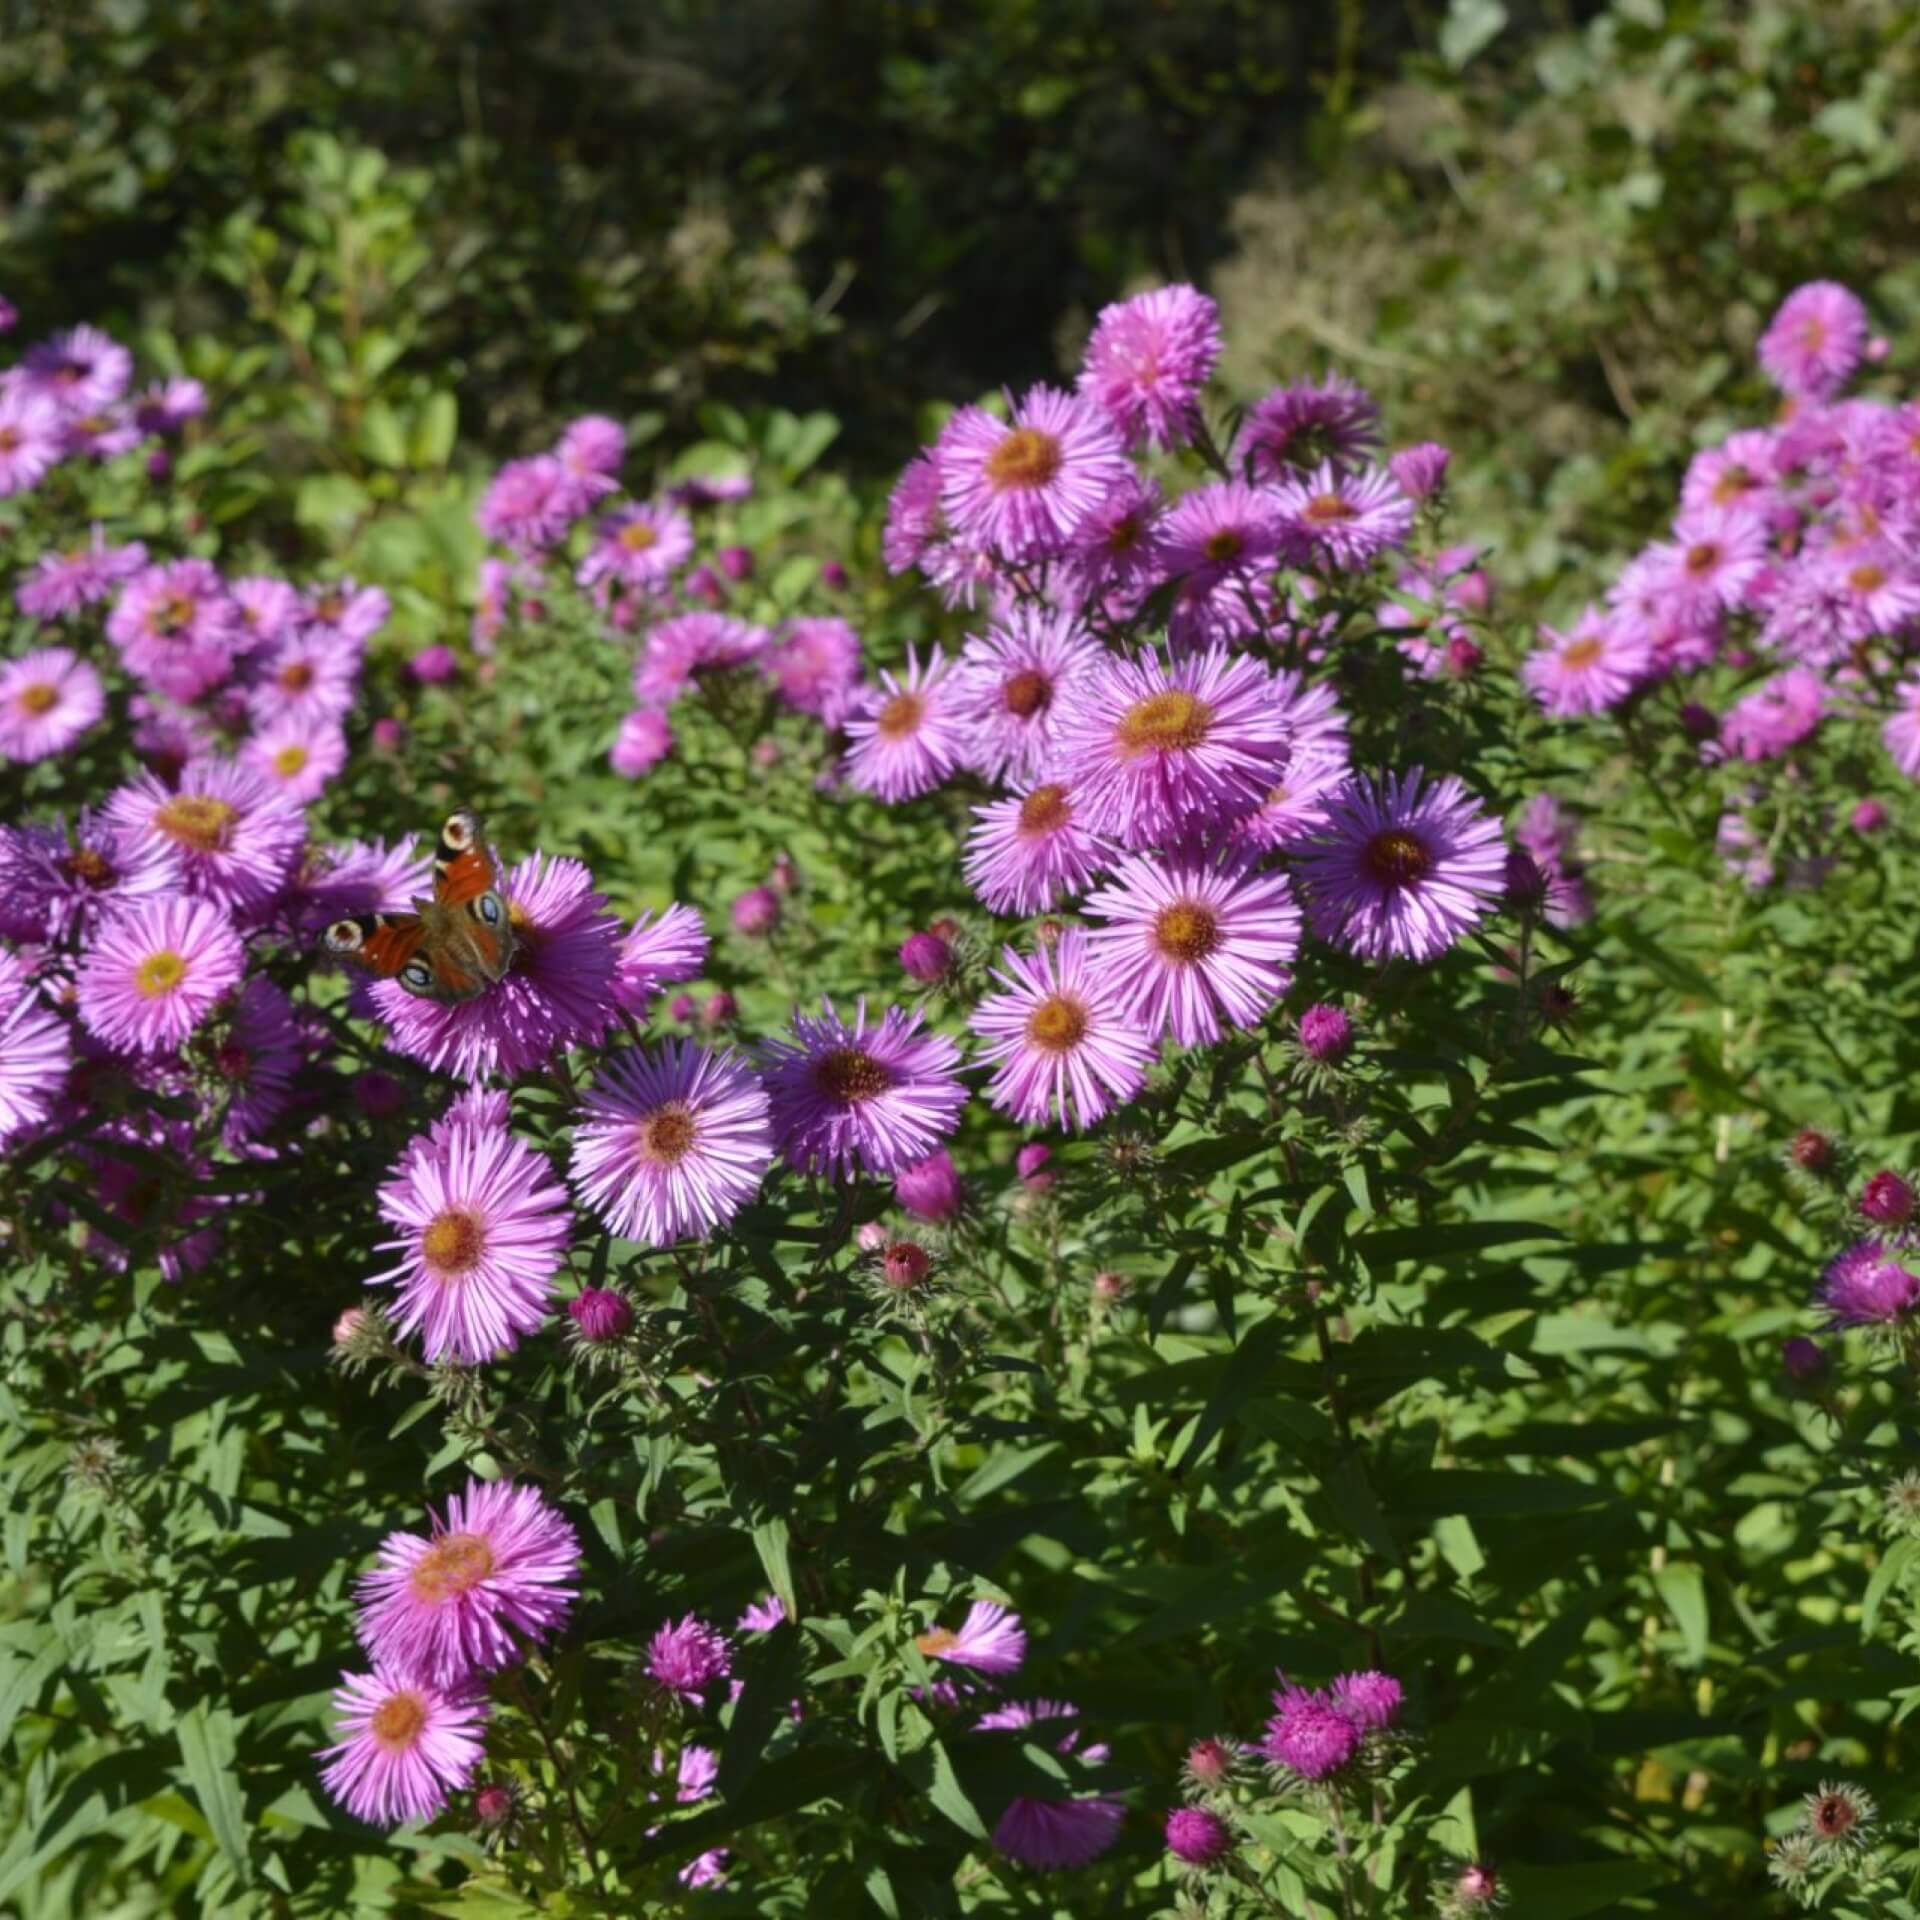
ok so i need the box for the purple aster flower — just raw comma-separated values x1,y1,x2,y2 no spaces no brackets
939,384,1129,561
916,1601,1026,1675
611,707,675,777
1263,1681,1361,1781
16,527,147,619
371,851,623,1082
206,974,301,1148
1239,373,1381,479
477,453,578,552
1298,1003,1352,1064
61,404,140,460
1160,480,1283,591
75,895,245,1054
19,324,131,413
372,1120,571,1362
1388,441,1451,500
1165,1806,1233,1869
614,902,708,1017
0,812,179,947
245,629,361,727
669,468,753,507
895,1146,963,1222
1082,854,1300,1047
299,579,388,651
1655,505,1772,617
760,997,967,1178
1328,1669,1403,1731
648,1615,732,1702
1721,667,1825,762
1522,607,1652,717
0,951,69,1147
1296,768,1506,963
1759,281,1869,400
132,376,207,436
0,648,105,762
737,1594,787,1633
974,1699,1124,1870
286,832,431,942
244,715,348,804
1076,282,1222,450
472,557,521,651
1067,472,1170,606
1271,461,1414,570
578,502,695,595
408,644,457,686
356,1476,581,1683
973,930,1156,1131
1815,543,1920,641
884,451,945,576
107,558,238,700
1233,746,1350,854
843,645,969,802
633,612,768,705
1051,646,1291,850
569,1040,773,1246
104,762,306,914
1681,428,1782,516
555,412,625,483
319,1665,489,1828
227,576,301,657
1819,1240,1920,1327
765,616,864,725
1885,678,1920,779
954,604,1102,788
964,779,1109,916
0,385,60,497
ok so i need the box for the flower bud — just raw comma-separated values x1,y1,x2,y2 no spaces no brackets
1861,1169,1915,1228
1164,1805,1233,1868
1782,1336,1830,1386
899,930,953,983
881,1240,932,1290
1016,1143,1054,1191
569,1288,634,1343
1298,1003,1353,1064
731,886,781,937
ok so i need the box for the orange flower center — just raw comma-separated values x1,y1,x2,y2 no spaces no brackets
370,1690,428,1750
1025,993,1087,1053
620,520,659,552
1560,636,1605,669
153,593,195,635
1018,783,1072,834
409,1531,496,1604
154,795,237,854
1712,466,1755,502
421,1209,486,1274
1116,690,1210,758
816,1046,892,1104
636,1101,698,1165
1684,542,1720,576
312,593,345,623
1304,492,1355,524
877,691,924,740
1002,669,1051,718
1851,564,1888,592
984,427,1063,493
134,950,187,997
1153,901,1219,965
277,660,315,693
1364,829,1431,886
17,682,59,715
915,1628,960,1657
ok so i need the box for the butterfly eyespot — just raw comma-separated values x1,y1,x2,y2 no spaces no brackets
324,920,364,953
401,960,435,994
443,813,476,849
473,891,505,926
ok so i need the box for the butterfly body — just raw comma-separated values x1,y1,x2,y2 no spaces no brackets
324,810,516,1003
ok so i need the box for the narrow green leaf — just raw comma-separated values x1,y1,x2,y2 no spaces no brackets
177,1704,251,1882
1652,1562,1708,1667
1862,1536,1920,1639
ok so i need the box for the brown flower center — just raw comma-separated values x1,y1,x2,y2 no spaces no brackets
154,795,237,854
134,950,187,997
1810,1793,1857,1839
214,1041,251,1082
984,427,1063,493
0,429,17,454
64,847,114,887
1304,492,1355,524
272,744,310,778
1364,829,1431,886
1560,636,1605,670
370,1690,428,1750
312,593,345,623
1712,465,1755,502
636,1101,698,1165
815,1046,892,1104
1002,669,1052,718
153,593,195,636
620,519,659,552
1202,528,1244,564
1106,513,1143,553
1018,784,1072,835
1116,689,1211,758
1851,564,1888,592
876,691,924,740
1684,542,1720,576
276,660,316,693
421,1208,486,1274
1153,901,1220,965
409,1531,497,1604
1025,993,1088,1053
17,682,59,715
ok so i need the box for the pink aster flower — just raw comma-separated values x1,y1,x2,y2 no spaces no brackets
477,453,578,551
1389,441,1451,500
916,1601,1026,1676
648,1615,732,1702
1082,854,1300,1047
1680,428,1782,517
760,997,967,1178
106,558,238,700
1271,461,1413,570
843,645,970,802
228,576,302,656
356,1476,581,1683
1067,472,1170,607
614,902,709,1017
964,780,1110,916
1328,1669,1403,1731
300,579,389,651
1233,746,1350,854
1650,505,1772,619
611,707,674,777
19,324,132,414
243,715,349,804
578,502,695,595
104,762,306,914
884,451,946,576
1263,1681,1361,1780
973,930,1156,1131
569,1040,773,1245
765,616,863,724
0,385,60,497
1721,667,1825,762
1160,479,1283,592
939,384,1129,561
1759,281,1869,401
975,1699,1124,1869
75,895,245,1054
1239,373,1381,479
318,1665,489,1828
371,1120,571,1363
0,811,180,947
1051,646,1291,850
1820,1241,1920,1327
555,411,625,479
1297,768,1506,963
1522,607,1652,717
245,628,361,727
1076,283,1222,450
895,1146,963,1222
954,605,1102,788
371,851,623,1082
1814,543,1920,641
16,528,147,617
208,974,301,1148
633,612,768,705
0,648,105,762
0,950,69,1147
1885,678,1920,778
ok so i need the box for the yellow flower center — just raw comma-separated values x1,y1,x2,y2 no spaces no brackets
272,744,310,778
1116,690,1211,758
1153,901,1219,965
17,682,59,715
984,427,1063,493
134,949,187,997
421,1209,486,1274
620,519,659,552
1018,783,1071,834
1025,993,1087,1053
154,795,237,854
409,1531,496,1604
153,593,195,635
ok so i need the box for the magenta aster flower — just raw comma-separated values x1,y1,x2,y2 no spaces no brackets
356,1476,581,1683
916,1601,1026,1675
0,385,60,497
300,578,389,650
19,325,132,413
975,1699,1124,1869
104,762,306,914
763,615,862,727
647,1615,732,1702
1165,1805,1233,1869
243,715,348,804
1656,505,1772,617
614,902,708,1017
1522,607,1652,717
0,950,69,1146
954,604,1102,788
0,648,105,762
1076,283,1222,450
633,612,768,705
555,412,625,483
884,451,946,576
1298,1003,1353,1064
964,780,1110,916
477,453,577,551
1721,667,1825,762
737,1594,787,1633
16,527,147,618
1160,480,1282,591
371,852,623,1082
1861,1169,1916,1229
318,1665,489,1828
578,502,695,595
1297,769,1506,963
939,385,1128,561
843,645,970,802
973,931,1156,1131
245,629,361,727
1240,373,1381,479
372,1120,571,1362
1759,281,1869,400
1820,1240,1920,1327
760,997,967,1178
107,558,237,701
0,812,180,947
207,974,301,1148
1051,646,1291,850
132,376,206,436
611,707,674,777
1067,472,1169,606
75,895,245,1054
1263,1682,1361,1780
1328,1669,1403,1731
1388,441,1451,500
569,1040,773,1246
1082,854,1300,1047
895,1146,963,1222
1271,461,1413,570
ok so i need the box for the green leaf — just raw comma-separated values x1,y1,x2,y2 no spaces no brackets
1652,1562,1708,1667
1440,0,1507,69
927,1740,987,1840
359,400,409,468
177,1703,250,1882
1170,1316,1285,1474
1499,1859,1671,1917
1862,1537,1920,1639
751,1516,797,1619
412,391,458,466
718,1625,803,1802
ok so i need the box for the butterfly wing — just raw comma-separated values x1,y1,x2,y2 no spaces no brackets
434,809,497,908
324,911,438,999
428,809,517,996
